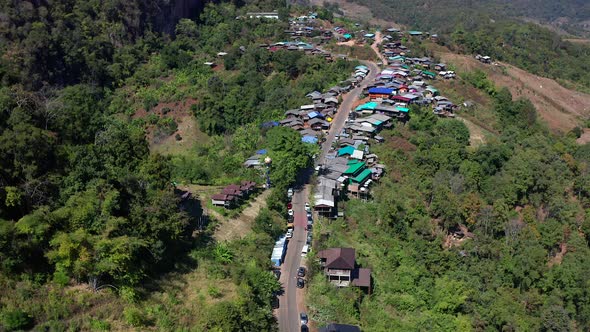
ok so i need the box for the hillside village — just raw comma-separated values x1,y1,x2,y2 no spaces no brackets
241,14,475,331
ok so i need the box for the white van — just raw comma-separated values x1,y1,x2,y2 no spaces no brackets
301,245,310,257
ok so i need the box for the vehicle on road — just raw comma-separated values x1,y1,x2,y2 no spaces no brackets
306,211,312,218
272,295,279,309
305,202,311,211
306,234,312,245
301,325,309,332
287,202,292,209
301,245,309,256
307,215,313,225
287,187,294,199
288,209,294,217
297,267,306,277
300,312,308,325
286,228,293,238
306,224,312,231
272,270,281,279
296,277,305,288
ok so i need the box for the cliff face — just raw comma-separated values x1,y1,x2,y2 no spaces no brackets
155,0,208,35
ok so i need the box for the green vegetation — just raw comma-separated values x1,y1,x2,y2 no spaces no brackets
308,80,590,330
347,0,590,90
0,0,330,329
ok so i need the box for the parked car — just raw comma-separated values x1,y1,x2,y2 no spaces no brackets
287,202,292,210
286,228,293,238
307,215,313,225
305,202,311,211
301,325,309,332
272,295,279,309
297,267,306,277
300,312,308,325
301,245,310,256
296,278,305,288
306,211,312,218
306,224,312,231
306,234,312,245
288,209,294,217
272,270,281,279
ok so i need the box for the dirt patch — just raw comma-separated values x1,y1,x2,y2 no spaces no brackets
337,40,356,46
151,114,210,156
371,31,387,65
135,98,206,154
457,116,487,147
564,38,590,44
387,136,416,153
576,128,590,145
436,51,590,132
213,190,271,242
548,243,568,267
311,0,395,27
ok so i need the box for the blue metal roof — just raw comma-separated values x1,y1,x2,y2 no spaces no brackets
302,136,319,144
368,87,393,95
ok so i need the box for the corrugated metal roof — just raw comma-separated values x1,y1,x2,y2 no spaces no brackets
351,168,372,183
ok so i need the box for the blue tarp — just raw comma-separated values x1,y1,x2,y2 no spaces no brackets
307,111,324,119
368,87,393,95
256,149,268,155
302,136,319,144
261,121,279,128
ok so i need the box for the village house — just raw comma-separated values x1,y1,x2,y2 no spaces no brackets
318,248,371,292
211,194,237,208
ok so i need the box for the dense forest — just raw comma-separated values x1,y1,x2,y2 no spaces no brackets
309,78,590,331
0,0,343,330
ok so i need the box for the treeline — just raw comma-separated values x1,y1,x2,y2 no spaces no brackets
309,72,590,330
345,0,590,90
450,21,590,91
0,0,320,329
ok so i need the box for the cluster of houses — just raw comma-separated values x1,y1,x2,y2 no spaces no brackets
358,41,459,118
276,68,368,144
210,181,257,209
285,13,337,45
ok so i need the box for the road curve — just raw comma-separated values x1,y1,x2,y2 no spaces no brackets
277,59,380,332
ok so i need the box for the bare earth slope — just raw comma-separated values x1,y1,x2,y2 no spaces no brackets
436,51,590,132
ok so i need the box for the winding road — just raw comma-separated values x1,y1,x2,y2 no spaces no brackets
276,56,380,332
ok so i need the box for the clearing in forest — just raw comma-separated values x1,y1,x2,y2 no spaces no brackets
435,50,590,132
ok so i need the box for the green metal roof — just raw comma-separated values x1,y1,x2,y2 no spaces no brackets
423,71,436,77
344,161,366,175
396,107,410,113
355,102,378,112
408,31,423,35
337,146,355,157
351,168,372,183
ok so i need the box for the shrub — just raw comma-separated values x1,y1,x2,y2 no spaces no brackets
1,309,33,331
123,307,145,327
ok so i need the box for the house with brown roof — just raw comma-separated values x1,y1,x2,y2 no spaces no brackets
318,248,371,292
211,194,237,208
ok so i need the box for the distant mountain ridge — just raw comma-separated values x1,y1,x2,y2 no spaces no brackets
350,0,590,36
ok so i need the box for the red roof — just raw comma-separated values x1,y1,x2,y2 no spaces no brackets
222,188,242,195
352,268,371,288
319,248,356,270
211,194,235,201
391,95,410,102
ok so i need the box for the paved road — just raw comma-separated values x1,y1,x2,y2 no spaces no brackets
277,60,380,332
319,60,380,165
277,186,307,332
